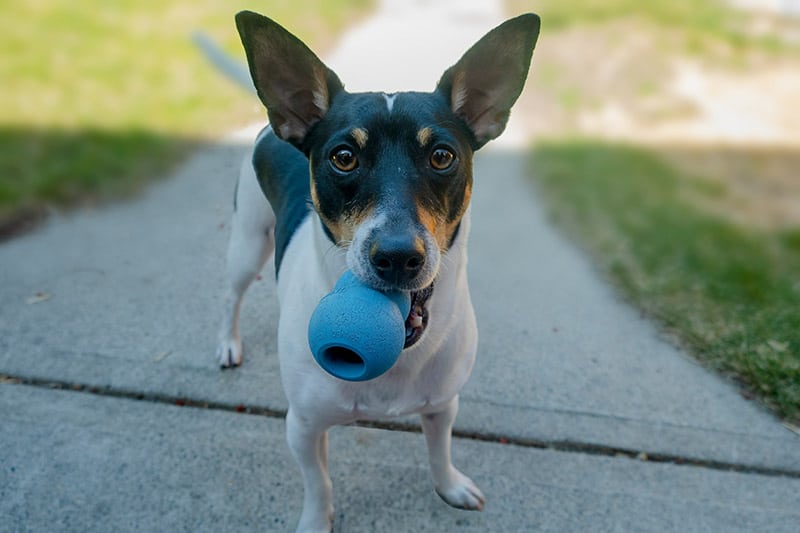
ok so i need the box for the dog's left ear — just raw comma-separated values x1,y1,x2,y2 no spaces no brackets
437,14,540,149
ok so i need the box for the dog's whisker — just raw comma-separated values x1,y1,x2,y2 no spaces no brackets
438,252,456,275
322,241,348,263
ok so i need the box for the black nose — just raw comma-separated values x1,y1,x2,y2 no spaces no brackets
369,234,426,285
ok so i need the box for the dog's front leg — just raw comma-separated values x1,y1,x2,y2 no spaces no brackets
216,155,276,368
286,408,334,532
420,395,485,511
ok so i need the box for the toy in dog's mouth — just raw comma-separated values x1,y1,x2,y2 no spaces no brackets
404,284,433,348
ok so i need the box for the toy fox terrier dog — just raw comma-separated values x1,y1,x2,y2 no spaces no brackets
216,10,539,531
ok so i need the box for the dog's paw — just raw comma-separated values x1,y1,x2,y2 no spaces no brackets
216,337,243,369
295,506,334,533
435,469,485,511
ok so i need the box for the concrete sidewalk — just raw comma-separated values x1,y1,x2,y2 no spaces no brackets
3,384,799,532
1,0,799,531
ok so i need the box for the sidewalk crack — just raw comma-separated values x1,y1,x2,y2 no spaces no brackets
3,374,799,479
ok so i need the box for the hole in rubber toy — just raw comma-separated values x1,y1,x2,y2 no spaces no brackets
322,346,365,377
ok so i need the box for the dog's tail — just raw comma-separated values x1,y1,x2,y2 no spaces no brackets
191,32,256,95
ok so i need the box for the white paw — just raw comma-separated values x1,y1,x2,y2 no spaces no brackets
295,506,333,533
435,469,485,511
216,336,243,368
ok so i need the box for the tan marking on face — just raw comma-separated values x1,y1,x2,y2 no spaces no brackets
416,183,472,251
417,206,438,238
310,174,342,244
337,204,374,245
311,177,373,246
416,127,433,147
350,127,369,149
416,205,449,251
445,183,472,243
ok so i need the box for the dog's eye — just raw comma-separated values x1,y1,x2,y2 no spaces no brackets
430,147,455,172
330,147,358,173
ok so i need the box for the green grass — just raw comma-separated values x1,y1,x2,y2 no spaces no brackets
508,0,793,54
534,0,740,33
0,0,373,233
530,140,800,422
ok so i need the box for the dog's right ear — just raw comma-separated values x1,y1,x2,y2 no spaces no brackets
235,11,344,148
436,14,540,149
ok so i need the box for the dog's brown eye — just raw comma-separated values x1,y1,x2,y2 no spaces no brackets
430,147,455,171
331,148,358,172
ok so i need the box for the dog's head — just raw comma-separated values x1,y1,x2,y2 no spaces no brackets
236,11,539,292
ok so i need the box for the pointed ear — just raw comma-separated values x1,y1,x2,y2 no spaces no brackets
437,14,540,149
235,11,344,147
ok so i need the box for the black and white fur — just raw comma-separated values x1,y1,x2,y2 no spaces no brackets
216,11,539,532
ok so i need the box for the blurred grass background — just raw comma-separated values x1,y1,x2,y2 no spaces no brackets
517,0,800,422
527,0,793,53
0,0,372,236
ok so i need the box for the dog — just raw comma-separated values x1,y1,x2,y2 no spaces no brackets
216,10,539,531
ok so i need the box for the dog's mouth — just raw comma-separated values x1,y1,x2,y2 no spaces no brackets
404,284,433,349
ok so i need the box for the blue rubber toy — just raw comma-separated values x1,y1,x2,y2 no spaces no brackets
308,270,411,382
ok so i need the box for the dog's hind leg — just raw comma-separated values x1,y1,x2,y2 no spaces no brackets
421,395,485,511
216,151,275,368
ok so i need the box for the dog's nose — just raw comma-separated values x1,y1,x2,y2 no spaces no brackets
369,234,426,286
